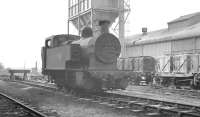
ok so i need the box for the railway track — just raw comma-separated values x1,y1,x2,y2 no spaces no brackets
7,80,200,117
0,92,47,117
90,92,200,117
9,80,57,91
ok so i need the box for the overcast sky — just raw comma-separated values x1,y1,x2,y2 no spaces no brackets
0,0,200,69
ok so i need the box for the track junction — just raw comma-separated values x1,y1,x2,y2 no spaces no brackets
4,79,200,117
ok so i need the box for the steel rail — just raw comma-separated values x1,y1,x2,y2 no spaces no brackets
0,92,48,117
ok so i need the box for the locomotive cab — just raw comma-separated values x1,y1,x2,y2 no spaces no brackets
41,34,80,74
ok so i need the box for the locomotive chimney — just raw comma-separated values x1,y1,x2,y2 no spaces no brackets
99,20,110,34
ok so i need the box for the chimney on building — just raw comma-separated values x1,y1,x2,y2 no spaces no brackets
142,27,147,35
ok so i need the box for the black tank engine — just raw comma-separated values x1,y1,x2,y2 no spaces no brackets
41,22,129,92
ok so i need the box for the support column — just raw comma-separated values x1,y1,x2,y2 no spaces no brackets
119,0,126,58
10,72,14,80
23,73,27,80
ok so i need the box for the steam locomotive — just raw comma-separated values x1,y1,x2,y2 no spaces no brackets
41,21,129,92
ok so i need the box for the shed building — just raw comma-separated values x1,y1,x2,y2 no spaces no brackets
126,12,200,58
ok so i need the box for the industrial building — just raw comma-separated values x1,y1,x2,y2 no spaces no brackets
126,12,200,58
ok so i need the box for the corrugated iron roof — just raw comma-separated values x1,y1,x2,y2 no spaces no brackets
126,22,200,46
168,12,200,23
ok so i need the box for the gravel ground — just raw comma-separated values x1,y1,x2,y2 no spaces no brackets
0,80,140,117
109,85,200,107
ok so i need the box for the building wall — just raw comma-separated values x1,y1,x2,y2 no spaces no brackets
126,45,143,57
143,42,171,57
195,37,200,53
196,37,200,49
171,38,195,54
127,42,172,58
126,37,200,58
